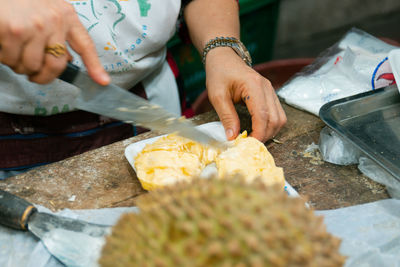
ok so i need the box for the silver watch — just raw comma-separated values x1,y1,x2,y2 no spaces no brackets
202,37,252,67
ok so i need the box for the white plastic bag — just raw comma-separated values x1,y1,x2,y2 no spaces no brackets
278,28,398,116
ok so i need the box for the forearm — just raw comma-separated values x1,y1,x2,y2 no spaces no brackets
183,0,240,54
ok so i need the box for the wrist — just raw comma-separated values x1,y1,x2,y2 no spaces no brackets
205,47,240,68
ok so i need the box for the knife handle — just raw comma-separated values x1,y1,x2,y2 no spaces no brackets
59,62,80,83
0,189,37,230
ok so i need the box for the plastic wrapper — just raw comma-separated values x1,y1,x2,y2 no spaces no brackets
319,127,361,165
277,28,397,116
319,127,400,199
358,157,400,199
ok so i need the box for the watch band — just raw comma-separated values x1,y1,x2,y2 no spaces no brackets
202,37,253,67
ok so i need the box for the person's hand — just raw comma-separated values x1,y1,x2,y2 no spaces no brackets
205,47,287,143
0,0,109,85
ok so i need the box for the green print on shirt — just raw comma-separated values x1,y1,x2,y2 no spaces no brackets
137,0,151,17
34,104,70,116
88,0,126,42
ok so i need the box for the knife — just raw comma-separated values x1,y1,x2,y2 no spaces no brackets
0,189,110,267
59,63,226,148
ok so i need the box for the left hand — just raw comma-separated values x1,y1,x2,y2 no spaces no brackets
205,47,287,143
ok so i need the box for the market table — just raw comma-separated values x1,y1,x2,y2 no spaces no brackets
0,103,389,212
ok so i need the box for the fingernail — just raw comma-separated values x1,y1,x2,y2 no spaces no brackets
100,73,111,85
226,128,234,140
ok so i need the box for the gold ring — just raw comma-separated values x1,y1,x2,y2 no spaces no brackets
45,43,67,58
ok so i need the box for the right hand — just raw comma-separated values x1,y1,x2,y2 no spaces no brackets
0,0,109,85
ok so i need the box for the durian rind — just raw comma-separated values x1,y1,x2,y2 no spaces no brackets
100,177,345,267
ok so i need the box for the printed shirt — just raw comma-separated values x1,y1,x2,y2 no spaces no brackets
0,0,181,116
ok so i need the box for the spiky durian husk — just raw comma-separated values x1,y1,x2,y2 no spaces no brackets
99,177,345,267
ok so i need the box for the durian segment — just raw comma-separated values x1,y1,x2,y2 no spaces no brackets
99,177,345,267
216,131,285,187
135,150,204,190
134,134,219,190
141,134,219,165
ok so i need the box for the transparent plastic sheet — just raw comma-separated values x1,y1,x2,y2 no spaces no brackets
358,157,400,199
316,199,400,267
0,206,139,267
319,126,400,199
277,28,398,116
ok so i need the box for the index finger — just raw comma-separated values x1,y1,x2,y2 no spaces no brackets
66,20,110,85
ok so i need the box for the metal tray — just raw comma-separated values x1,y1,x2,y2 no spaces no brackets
319,85,400,182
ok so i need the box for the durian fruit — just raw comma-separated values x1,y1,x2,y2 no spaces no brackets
99,177,344,267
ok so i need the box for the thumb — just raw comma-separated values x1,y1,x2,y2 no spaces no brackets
209,92,240,141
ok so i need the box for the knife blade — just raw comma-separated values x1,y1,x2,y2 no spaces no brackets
59,63,226,148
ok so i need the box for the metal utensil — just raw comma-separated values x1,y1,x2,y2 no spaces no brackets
319,85,400,182
59,63,226,149
0,189,110,267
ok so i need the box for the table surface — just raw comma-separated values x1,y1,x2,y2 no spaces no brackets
0,104,389,211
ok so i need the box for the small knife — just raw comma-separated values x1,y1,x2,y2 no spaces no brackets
59,63,225,148
0,189,110,267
